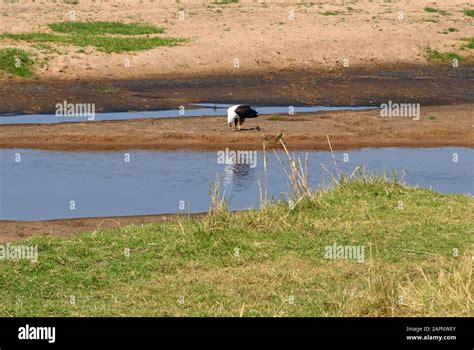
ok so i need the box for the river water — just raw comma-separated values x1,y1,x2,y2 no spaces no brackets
0,147,472,221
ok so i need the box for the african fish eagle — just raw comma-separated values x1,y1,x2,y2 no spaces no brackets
227,105,259,131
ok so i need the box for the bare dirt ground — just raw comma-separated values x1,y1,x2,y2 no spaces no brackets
0,0,473,80
0,213,206,243
1,104,472,150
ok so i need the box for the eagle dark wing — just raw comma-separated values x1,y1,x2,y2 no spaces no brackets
235,105,258,119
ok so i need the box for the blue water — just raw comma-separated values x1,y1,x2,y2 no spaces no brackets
0,147,472,221
0,104,377,125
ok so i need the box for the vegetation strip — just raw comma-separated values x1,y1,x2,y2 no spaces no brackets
47,21,166,35
0,170,471,316
0,33,185,53
0,48,33,77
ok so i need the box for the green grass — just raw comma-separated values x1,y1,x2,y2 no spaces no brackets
0,48,33,77
320,11,341,16
461,37,474,49
426,48,464,62
424,7,449,16
425,37,473,62
463,9,474,17
269,114,282,121
0,21,185,54
0,32,185,53
48,22,165,35
32,42,61,55
213,0,239,4
440,28,459,35
0,177,471,316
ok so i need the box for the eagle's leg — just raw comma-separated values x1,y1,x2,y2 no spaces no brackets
236,117,245,131
234,118,241,131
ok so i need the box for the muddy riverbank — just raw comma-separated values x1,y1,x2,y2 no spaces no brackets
0,103,472,151
0,213,206,243
1,65,473,115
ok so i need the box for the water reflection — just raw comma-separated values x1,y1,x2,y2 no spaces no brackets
222,162,256,192
0,147,471,220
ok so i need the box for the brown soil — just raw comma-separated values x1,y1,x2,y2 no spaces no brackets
0,213,206,243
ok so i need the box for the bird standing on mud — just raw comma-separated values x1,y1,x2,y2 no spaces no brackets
227,105,259,131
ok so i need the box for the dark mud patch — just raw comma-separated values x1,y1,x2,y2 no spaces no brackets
0,65,473,115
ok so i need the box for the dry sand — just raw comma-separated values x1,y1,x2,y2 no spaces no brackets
0,0,473,80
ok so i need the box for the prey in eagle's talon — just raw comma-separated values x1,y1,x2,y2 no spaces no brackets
227,104,259,131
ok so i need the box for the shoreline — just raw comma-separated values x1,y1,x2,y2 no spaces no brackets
0,213,207,243
1,181,473,243
2,138,472,152
1,105,472,151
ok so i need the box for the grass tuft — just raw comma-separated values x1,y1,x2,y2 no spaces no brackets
0,21,185,54
320,11,340,16
213,0,239,4
426,48,464,62
0,32,185,53
461,37,474,49
48,22,165,35
0,48,33,77
424,7,449,16
463,9,474,17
